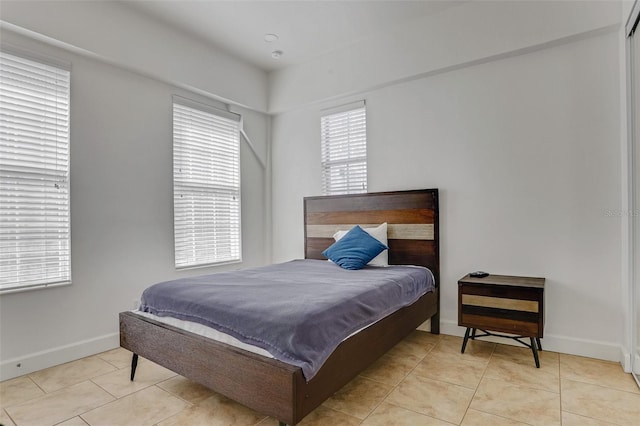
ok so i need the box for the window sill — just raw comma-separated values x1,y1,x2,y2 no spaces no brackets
0,281,72,296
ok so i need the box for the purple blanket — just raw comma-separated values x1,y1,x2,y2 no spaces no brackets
140,259,434,380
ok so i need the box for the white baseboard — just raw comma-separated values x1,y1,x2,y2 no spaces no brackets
0,322,631,382
0,333,120,381
439,319,625,366
621,349,632,373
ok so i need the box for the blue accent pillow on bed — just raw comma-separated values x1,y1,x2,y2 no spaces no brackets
322,225,389,270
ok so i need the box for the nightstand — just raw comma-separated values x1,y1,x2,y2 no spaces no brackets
458,274,545,367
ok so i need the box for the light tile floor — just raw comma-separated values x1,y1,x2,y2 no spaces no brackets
1,332,639,426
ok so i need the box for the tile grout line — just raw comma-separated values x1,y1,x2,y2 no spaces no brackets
0,376,47,417
52,415,89,426
3,407,18,426
89,376,128,400
319,376,393,422
79,384,179,425
249,413,269,426
143,385,196,426
374,335,492,425
561,374,640,396
82,382,162,425
559,352,563,426
74,378,119,426
558,355,639,426
408,338,482,424
459,341,497,426
363,334,483,425
88,363,138,400
95,355,123,370
465,342,556,426
558,354,640,395
82,356,200,426
358,335,442,424
7,379,115,426
152,381,197,408
7,340,637,426
472,345,562,426
327,334,441,424
26,374,47,395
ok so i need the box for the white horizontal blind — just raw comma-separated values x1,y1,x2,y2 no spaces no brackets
0,50,71,292
173,100,241,268
321,103,367,195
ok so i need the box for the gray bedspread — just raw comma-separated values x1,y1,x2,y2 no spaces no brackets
139,259,435,380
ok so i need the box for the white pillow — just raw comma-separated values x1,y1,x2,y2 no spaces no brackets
333,222,388,267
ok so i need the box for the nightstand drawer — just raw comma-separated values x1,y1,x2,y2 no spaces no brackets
461,294,539,312
460,283,541,301
460,308,540,335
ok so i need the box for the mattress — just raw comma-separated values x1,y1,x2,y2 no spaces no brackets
134,305,395,360
134,309,274,358
139,259,435,379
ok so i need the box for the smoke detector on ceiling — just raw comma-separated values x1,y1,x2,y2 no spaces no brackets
271,50,284,60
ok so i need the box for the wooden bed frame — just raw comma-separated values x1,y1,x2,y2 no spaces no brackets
119,188,439,425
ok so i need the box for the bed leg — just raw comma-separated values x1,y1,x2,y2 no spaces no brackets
278,422,287,426
130,353,139,381
430,311,440,334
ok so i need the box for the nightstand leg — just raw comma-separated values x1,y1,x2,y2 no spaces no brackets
471,328,477,340
461,328,471,353
530,338,540,368
536,337,542,351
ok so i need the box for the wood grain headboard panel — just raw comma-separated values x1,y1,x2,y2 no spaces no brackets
304,189,439,286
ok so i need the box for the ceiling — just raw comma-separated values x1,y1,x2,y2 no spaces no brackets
121,0,465,72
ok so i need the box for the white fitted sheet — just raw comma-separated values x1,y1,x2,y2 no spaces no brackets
133,309,384,361
135,310,274,358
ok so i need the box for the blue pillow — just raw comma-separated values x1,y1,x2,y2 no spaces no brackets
322,225,389,270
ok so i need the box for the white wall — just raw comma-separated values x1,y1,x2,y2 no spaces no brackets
0,0,268,111
0,28,269,380
269,0,620,113
271,27,623,360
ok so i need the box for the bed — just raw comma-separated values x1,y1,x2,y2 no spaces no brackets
119,188,440,425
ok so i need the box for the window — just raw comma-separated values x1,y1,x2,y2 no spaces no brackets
173,97,241,268
320,101,367,195
0,50,71,292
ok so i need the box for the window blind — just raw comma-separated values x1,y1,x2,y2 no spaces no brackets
173,99,241,268
321,102,367,195
0,50,71,292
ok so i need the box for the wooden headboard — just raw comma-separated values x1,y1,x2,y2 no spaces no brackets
303,189,439,286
